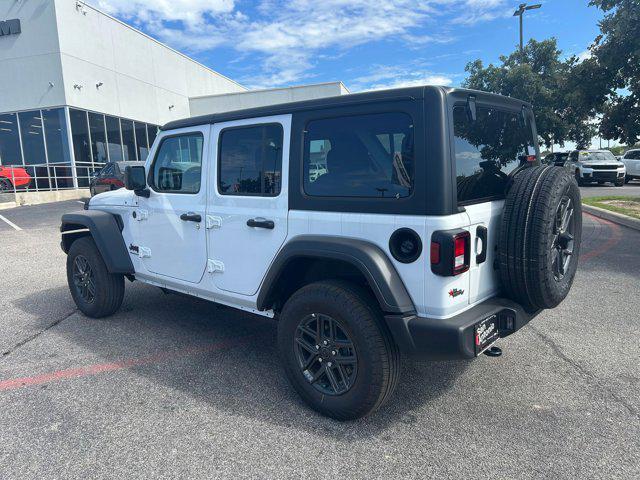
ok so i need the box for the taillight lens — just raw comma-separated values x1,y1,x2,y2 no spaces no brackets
453,231,470,275
430,229,470,276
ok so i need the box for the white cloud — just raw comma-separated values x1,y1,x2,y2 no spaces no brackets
89,0,506,88
349,65,454,92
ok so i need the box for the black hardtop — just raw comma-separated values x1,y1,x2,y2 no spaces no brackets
161,85,532,131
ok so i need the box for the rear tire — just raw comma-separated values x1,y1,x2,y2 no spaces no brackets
498,166,582,311
278,280,399,420
66,236,125,318
615,179,624,187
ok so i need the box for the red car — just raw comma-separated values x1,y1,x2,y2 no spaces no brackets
0,165,31,192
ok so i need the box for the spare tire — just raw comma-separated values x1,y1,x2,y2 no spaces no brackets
498,166,582,311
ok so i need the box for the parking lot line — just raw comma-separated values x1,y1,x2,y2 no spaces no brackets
0,334,254,392
0,214,22,231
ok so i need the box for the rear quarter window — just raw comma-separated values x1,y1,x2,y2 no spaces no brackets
453,105,535,205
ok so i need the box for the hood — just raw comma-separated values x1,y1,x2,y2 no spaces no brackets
88,187,135,208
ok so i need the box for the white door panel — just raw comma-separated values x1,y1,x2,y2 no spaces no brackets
135,125,210,284
464,200,503,304
207,115,291,296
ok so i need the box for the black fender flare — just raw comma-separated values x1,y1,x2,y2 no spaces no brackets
257,235,416,315
60,210,134,274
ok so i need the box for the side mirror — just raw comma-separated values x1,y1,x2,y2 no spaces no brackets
125,165,150,197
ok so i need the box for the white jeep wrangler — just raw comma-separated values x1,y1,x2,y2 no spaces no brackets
61,87,582,420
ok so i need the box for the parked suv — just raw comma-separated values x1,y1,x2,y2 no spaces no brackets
60,87,582,420
621,149,640,183
567,149,626,186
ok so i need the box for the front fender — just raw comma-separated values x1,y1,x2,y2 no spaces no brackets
61,210,134,274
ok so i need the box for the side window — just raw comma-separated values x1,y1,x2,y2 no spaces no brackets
454,105,535,204
303,112,414,198
100,164,114,176
569,151,579,162
150,133,203,193
218,124,283,196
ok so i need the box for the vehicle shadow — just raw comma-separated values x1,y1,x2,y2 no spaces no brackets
12,282,471,437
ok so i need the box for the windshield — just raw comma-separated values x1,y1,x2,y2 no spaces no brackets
581,151,617,162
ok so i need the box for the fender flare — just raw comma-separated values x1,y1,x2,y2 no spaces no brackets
60,210,134,274
257,235,416,314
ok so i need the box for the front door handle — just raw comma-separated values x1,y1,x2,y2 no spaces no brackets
180,212,202,223
247,218,274,229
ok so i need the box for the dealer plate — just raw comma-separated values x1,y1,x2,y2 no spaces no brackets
475,314,499,355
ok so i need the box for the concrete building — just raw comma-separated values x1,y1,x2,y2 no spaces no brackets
0,0,347,204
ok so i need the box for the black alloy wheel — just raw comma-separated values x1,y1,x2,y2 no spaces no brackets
294,313,358,396
72,254,96,303
552,196,575,281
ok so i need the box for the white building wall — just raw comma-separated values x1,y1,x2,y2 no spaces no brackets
189,82,350,116
53,0,246,125
0,0,65,113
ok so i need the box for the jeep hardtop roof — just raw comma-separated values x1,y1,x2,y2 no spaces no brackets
162,86,533,131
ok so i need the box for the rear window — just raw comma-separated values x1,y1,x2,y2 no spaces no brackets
454,105,536,204
303,112,414,198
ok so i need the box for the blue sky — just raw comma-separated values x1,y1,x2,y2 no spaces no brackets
91,0,604,92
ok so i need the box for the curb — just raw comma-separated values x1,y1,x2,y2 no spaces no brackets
582,203,640,232
0,201,18,211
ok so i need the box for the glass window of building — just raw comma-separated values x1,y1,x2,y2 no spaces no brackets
0,113,23,166
120,119,137,161
134,121,148,161
147,124,158,148
42,108,71,164
105,116,123,162
88,112,108,164
69,109,92,165
18,111,47,166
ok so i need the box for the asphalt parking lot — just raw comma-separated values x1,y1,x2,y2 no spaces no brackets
580,179,640,197
1,199,639,479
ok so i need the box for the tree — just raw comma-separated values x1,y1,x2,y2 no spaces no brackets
587,0,640,145
463,39,594,149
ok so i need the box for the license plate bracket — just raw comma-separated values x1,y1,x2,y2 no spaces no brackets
475,314,499,355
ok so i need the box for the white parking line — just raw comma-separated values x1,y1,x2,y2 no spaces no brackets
0,214,22,231
77,201,85,204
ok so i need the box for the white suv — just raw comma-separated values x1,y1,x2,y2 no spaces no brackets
567,149,626,186
61,87,582,420
621,149,640,183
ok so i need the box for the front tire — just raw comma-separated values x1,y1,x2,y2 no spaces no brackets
575,170,584,186
278,280,399,420
0,177,13,192
615,179,624,187
66,236,125,318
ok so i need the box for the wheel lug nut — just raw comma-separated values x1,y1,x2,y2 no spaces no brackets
331,350,336,356
327,362,332,367
323,340,328,346
318,357,323,362
315,345,320,350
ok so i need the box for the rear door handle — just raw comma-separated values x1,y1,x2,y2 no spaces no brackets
180,212,201,223
246,218,274,229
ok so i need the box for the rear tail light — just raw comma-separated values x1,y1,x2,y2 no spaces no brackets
526,154,537,162
431,229,470,276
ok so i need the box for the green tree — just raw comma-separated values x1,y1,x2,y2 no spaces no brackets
463,39,594,149
587,0,640,145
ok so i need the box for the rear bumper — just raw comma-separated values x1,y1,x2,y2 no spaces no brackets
385,297,540,360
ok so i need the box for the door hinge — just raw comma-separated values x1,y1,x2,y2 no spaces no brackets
207,259,224,273
133,209,149,221
206,215,222,229
137,246,151,258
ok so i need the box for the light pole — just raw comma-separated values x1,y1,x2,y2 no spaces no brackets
513,3,542,53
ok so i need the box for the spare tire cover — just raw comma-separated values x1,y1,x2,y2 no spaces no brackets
498,166,582,311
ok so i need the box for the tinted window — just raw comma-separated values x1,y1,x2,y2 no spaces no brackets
120,119,137,161
454,105,535,204
218,124,283,196
105,116,123,162
135,122,149,161
88,112,108,164
18,111,46,166
0,113,23,166
151,133,203,193
42,108,71,164
69,109,91,165
147,124,158,147
303,112,414,198
627,151,640,160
